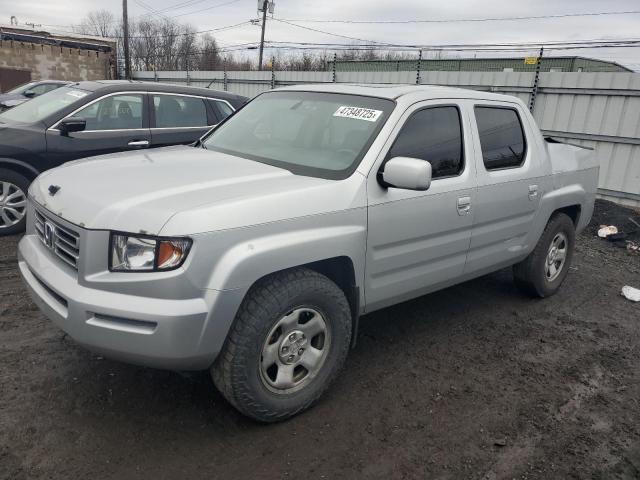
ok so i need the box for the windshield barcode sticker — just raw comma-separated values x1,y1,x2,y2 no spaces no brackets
333,106,382,122
66,90,88,98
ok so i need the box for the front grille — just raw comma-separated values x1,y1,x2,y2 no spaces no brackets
34,209,81,269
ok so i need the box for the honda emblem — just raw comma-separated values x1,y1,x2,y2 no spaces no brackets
43,221,55,249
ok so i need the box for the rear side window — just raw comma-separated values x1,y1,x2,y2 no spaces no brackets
386,106,463,179
153,94,208,128
475,106,526,170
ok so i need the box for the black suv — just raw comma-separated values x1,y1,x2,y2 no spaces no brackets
0,80,247,234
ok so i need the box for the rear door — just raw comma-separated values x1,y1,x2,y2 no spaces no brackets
149,93,219,147
45,92,151,165
464,101,544,276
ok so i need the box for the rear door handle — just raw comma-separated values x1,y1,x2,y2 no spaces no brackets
528,185,539,200
128,140,149,148
457,196,471,216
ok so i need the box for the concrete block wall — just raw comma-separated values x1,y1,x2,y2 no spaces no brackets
0,40,115,81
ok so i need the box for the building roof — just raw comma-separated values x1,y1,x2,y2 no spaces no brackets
329,56,632,73
0,25,115,52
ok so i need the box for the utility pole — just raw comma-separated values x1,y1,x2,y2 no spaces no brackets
123,0,131,80
258,0,268,70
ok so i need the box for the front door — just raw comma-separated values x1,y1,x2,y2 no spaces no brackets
365,101,477,312
45,93,151,166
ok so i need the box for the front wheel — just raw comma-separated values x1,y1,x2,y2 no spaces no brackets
513,212,575,298
0,169,29,236
211,268,352,422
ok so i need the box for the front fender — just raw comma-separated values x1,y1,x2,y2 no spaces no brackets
189,208,368,295
0,157,40,178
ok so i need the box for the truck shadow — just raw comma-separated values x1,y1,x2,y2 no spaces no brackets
54,266,523,428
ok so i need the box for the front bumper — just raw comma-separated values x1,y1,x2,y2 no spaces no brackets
18,233,243,370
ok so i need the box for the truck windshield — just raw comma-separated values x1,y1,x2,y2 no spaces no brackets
202,91,395,179
0,86,90,124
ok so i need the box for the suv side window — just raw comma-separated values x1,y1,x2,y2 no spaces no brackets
153,94,208,128
75,94,144,131
475,106,526,170
386,106,464,179
210,100,234,122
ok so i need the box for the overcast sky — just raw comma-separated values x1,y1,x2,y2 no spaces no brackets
3,0,639,70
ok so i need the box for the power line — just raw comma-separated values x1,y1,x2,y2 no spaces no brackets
171,0,242,18
36,20,253,40
272,18,640,50
272,18,389,45
130,38,640,56
278,10,640,24
152,0,212,15
37,0,241,28
133,0,171,21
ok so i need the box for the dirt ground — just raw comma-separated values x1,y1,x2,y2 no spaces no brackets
1,200,639,480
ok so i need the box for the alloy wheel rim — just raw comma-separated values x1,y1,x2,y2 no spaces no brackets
260,307,331,394
0,182,27,229
545,232,568,282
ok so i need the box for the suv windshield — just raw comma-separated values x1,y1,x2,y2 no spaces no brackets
0,86,90,124
202,91,394,179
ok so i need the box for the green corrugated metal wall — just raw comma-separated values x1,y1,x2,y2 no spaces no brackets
328,57,630,73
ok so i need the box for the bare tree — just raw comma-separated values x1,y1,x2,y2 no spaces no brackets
74,9,457,74
199,34,221,70
73,10,117,38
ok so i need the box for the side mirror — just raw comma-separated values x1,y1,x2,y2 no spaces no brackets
23,89,36,98
381,156,432,191
58,117,86,135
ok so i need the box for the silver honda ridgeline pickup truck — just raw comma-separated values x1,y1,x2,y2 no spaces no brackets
18,84,598,422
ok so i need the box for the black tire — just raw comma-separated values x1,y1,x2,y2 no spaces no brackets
211,267,352,422
513,212,575,298
0,168,30,236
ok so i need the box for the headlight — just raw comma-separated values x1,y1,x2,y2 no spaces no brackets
110,233,192,272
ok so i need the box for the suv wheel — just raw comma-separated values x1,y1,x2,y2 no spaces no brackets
513,212,575,298
0,169,29,236
212,268,352,422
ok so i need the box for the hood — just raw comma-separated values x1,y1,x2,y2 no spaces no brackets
30,145,365,235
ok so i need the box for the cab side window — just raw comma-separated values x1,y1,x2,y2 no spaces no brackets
386,106,464,179
475,106,526,170
153,94,208,128
75,94,144,131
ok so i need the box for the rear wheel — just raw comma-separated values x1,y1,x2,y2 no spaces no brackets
211,268,352,422
513,213,575,298
0,169,29,236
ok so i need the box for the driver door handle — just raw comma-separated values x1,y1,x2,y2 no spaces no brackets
128,140,149,148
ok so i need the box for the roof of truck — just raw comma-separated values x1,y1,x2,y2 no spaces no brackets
277,83,517,102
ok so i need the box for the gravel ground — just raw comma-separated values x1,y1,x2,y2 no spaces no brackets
1,200,639,480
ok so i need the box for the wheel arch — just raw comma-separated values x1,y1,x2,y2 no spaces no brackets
245,256,361,348
0,158,40,182
552,204,581,227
